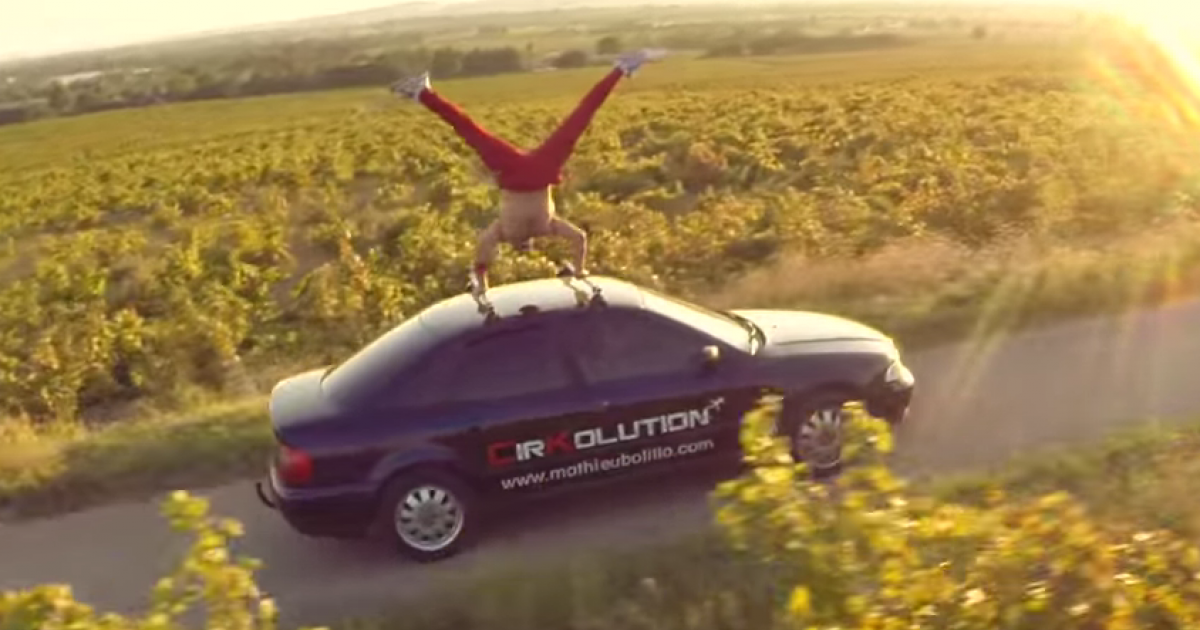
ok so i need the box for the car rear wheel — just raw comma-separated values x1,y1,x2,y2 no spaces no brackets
377,469,478,562
783,391,853,479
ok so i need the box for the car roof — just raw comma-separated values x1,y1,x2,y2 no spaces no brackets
416,275,646,335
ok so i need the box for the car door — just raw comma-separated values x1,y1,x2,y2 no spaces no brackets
559,307,759,475
405,317,606,496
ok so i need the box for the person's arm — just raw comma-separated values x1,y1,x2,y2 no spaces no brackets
471,219,502,292
549,216,587,275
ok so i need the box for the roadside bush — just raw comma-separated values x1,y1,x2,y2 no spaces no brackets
360,400,1200,630
12,401,1200,630
705,398,1200,629
0,490,325,630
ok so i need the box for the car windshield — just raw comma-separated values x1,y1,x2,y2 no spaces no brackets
321,317,446,404
640,288,758,351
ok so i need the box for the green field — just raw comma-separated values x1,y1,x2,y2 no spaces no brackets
0,41,1081,171
8,13,1200,628
4,31,1200,520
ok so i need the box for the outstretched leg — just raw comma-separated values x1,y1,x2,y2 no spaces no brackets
529,49,661,173
528,68,624,171
392,72,525,175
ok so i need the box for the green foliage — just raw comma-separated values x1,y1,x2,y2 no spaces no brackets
596,36,623,56
703,398,1200,629
0,399,271,520
9,400,1200,630
704,31,911,58
357,403,1200,630
0,42,533,125
3,52,1198,425
0,1,1088,125
0,490,324,630
554,50,591,69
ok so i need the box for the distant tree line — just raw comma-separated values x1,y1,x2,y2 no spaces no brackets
0,40,617,127
0,10,1071,128
702,29,912,58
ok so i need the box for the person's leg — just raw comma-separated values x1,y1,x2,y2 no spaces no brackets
527,67,625,173
528,49,660,179
392,72,525,175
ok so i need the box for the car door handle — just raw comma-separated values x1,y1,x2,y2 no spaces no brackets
597,400,611,413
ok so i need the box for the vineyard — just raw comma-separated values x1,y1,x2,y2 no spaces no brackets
2,43,1199,425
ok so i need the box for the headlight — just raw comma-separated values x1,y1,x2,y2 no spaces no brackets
884,360,914,388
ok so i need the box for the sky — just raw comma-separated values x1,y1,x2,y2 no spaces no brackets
0,0,1195,61
0,0,437,59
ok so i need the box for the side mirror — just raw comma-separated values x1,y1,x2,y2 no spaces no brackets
698,345,721,371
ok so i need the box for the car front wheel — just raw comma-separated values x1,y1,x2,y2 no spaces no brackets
783,392,852,479
376,469,478,562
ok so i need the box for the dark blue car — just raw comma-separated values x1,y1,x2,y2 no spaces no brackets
255,275,915,562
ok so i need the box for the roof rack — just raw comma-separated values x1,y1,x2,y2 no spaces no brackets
555,262,607,308
466,270,607,327
580,276,607,307
471,292,501,324
560,275,606,309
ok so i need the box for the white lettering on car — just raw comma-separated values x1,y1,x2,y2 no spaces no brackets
486,397,726,468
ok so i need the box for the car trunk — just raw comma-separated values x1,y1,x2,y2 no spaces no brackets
267,367,342,446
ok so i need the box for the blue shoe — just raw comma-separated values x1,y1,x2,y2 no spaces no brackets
390,72,430,100
614,49,667,77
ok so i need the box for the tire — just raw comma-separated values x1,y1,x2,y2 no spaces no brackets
781,390,854,480
375,469,479,562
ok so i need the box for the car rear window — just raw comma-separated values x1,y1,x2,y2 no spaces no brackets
321,317,446,404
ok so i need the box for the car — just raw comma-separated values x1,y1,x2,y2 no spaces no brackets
254,274,915,562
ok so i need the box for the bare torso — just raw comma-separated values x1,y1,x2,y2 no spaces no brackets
472,183,587,285
498,187,556,241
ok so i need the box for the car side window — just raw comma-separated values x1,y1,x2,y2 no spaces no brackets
448,324,573,402
384,349,460,409
441,323,574,404
570,309,708,383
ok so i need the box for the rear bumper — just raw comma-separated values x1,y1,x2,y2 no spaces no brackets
255,472,377,540
255,479,277,509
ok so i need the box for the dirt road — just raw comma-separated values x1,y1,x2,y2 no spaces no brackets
4,299,1200,628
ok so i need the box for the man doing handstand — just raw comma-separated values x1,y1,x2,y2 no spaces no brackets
389,49,661,296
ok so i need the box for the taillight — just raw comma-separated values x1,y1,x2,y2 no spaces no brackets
276,445,313,486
